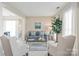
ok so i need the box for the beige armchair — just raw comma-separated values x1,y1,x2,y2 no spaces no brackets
48,35,75,56
9,37,29,56
0,35,29,56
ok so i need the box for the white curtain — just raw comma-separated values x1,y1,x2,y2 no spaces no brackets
62,8,73,36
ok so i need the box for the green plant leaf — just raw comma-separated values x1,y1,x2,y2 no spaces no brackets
51,17,62,34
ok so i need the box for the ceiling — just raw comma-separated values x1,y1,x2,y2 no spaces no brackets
2,2,68,16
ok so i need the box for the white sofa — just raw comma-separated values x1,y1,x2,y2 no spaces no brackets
48,35,75,56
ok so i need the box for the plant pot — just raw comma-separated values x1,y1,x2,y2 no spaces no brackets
55,33,58,42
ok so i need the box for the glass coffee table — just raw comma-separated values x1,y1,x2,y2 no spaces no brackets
27,42,48,56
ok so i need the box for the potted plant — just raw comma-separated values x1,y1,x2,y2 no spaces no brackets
52,17,62,42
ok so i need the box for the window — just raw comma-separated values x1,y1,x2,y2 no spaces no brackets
63,8,72,36
4,20,16,37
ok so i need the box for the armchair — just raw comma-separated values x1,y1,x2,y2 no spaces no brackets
48,35,75,56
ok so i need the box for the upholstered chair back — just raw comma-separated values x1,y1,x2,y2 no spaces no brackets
56,35,75,56
0,36,13,56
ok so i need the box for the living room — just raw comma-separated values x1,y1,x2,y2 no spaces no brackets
0,2,79,56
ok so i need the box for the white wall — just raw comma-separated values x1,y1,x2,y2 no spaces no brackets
0,5,3,36
77,3,79,55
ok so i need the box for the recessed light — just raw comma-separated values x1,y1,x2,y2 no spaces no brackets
56,6,60,9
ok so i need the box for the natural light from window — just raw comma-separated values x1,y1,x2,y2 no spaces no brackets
5,20,16,37
63,9,72,36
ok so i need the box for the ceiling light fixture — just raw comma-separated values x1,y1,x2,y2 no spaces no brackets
56,6,60,9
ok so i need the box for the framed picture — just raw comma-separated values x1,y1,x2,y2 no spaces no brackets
35,22,41,29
